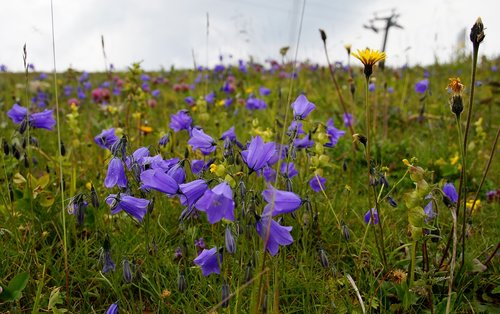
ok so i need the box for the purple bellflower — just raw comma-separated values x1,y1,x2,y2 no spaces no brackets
241,136,276,173
106,302,118,314
105,157,128,189
343,113,353,128
291,94,316,120
140,169,179,196
324,118,346,147
256,216,293,256
220,126,237,141
415,79,429,94
7,104,56,131
106,194,150,223
193,247,221,276
188,128,216,155
262,185,302,217
294,134,314,149
280,162,298,178
196,181,235,224
364,208,379,225
246,96,267,110
443,182,458,203
179,179,208,207
170,110,192,133
309,175,327,192
94,128,119,150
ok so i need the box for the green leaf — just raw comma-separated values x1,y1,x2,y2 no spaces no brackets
491,286,500,294
7,272,28,292
48,287,68,313
408,206,425,227
0,272,29,301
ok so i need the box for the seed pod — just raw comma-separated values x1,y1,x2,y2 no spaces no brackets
122,258,133,283
221,282,230,308
2,139,9,155
178,272,187,292
319,249,329,268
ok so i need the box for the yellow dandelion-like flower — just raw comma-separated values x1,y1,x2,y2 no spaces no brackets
447,77,464,94
449,153,460,165
466,199,481,211
140,125,153,134
351,48,386,78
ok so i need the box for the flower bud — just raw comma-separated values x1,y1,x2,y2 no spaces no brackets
221,282,230,308
122,258,133,283
225,226,236,254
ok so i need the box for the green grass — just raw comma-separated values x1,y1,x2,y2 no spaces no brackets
0,55,499,313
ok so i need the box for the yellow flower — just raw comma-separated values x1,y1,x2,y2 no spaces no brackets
466,199,481,211
447,77,464,94
140,125,153,134
449,153,459,166
351,48,386,78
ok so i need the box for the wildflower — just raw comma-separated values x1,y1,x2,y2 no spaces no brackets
443,182,458,204
415,79,429,94
241,136,276,173
166,162,186,184
262,185,302,217
291,94,316,120
104,157,128,189
368,82,376,92
191,159,207,176
179,179,208,207
169,110,192,132
91,87,110,103
351,48,386,78
466,199,481,211
246,95,267,110
343,113,354,128
94,128,119,150
448,77,464,94
7,104,55,131
140,125,153,134
225,226,236,254
125,146,150,169
424,200,436,223
140,169,179,196
158,134,169,147
188,128,216,155
288,121,305,136
364,208,379,225
193,247,221,276
259,86,271,96
106,194,150,223
280,162,298,178
220,126,237,141
341,222,350,241
447,77,465,118
262,166,277,183
294,134,314,149
106,302,118,314
324,118,346,147
387,196,398,208
309,175,326,193
389,269,407,284
256,215,293,256
195,181,235,224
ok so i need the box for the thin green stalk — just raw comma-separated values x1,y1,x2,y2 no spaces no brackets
50,0,69,304
458,43,479,270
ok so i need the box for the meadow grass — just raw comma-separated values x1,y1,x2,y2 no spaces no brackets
0,44,499,313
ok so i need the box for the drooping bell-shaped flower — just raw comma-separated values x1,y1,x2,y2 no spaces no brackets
179,179,208,207
106,194,150,223
196,181,235,224
364,208,379,225
140,169,179,196
241,136,276,173
170,110,192,132
94,128,119,150
193,247,221,276
443,182,458,204
291,94,316,120
256,216,293,256
309,175,327,192
262,185,301,217
188,128,216,155
105,157,128,189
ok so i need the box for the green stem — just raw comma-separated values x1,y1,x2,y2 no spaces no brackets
409,241,416,288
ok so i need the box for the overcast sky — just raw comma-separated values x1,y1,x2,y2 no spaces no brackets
1,0,498,72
